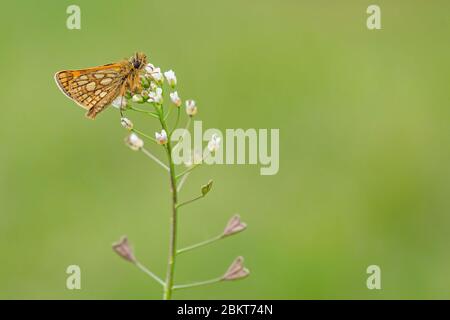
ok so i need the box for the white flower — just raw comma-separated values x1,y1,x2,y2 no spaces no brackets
155,129,168,145
132,94,144,103
170,91,182,107
149,67,163,83
111,96,127,109
164,70,177,87
120,117,133,130
125,133,144,151
148,87,163,104
207,134,221,153
185,99,197,116
144,63,155,73
144,63,163,82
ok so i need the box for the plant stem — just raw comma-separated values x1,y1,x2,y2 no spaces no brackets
176,163,201,180
141,147,169,171
171,107,181,131
173,277,223,291
176,195,204,209
164,106,173,121
172,117,191,152
177,234,223,255
129,106,159,118
158,110,178,300
132,128,157,143
177,172,190,193
135,261,165,286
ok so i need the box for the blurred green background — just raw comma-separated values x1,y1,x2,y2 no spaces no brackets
1,0,449,299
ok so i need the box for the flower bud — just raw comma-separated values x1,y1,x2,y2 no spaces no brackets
201,180,213,196
170,91,182,107
223,215,247,237
155,129,168,145
164,70,177,88
185,99,198,116
120,117,133,130
112,236,136,263
125,133,144,151
132,94,144,103
222,256,249,281
140,75,150,89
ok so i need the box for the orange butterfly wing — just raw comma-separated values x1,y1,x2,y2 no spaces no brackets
54,62,127,119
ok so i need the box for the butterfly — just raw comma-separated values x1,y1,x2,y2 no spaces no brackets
54,52,147,119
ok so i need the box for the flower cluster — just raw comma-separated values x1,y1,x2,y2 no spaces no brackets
113,62,200,121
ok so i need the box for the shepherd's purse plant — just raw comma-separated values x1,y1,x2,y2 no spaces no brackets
110,57,249,299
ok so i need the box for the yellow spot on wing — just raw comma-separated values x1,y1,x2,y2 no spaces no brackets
86,82,96,91
100,78,113,85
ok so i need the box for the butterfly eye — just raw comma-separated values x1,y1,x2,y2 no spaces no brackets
133,60,141,69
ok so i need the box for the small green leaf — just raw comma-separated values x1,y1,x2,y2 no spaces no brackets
201,180,213,196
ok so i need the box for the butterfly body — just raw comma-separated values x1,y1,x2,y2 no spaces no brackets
55,52,147,119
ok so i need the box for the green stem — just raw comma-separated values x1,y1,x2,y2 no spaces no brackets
177,234,223,255
172,117,191,152
135,261,165,286
158,109,178,300
171,107,181,132
177,172,190,193
164,107,171,120
132,128,157,143
141,147,169,171
176,195,204,209
173,277,223,291
129,106,159,118
176,163,201,180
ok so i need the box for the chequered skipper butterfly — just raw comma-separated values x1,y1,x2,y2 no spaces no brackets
55,52,147,119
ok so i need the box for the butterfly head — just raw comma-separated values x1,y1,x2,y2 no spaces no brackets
130,52,147,70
